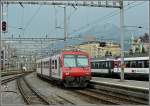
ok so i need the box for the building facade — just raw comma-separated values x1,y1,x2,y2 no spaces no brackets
129,36,149,55
73,41,121,58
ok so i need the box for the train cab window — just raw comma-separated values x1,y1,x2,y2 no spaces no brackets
64,55,76,67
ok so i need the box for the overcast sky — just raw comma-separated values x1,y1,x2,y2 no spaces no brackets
2,1,149,39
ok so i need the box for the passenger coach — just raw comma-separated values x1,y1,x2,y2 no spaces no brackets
36,50,91,87
91,56,149,80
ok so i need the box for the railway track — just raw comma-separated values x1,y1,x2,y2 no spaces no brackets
1,71,34,85
27,73,149,105
1,74,24,85
74,89,119,105
86,81,149,105
17,77,50,105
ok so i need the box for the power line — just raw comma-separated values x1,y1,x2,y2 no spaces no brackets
24,5,42,31
69,1,147,35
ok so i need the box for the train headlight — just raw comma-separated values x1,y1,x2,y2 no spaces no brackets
65,72,70,76
85,72,90,75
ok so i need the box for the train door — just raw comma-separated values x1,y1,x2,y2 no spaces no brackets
51,56,62,79
113,60,121,73
51,59,55,78
58,57,62,79
41,61,43,75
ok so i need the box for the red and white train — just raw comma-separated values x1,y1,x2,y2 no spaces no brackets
36,50,91,87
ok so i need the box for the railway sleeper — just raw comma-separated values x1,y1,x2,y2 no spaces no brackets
87,88,147,105
75,90,120,105
91,84,148,104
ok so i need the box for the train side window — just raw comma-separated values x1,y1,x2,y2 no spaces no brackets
93,63,96,69
52,60,54,64
91,62,94,68
103,62,106,69
95,62,98,69
137,60,144,68
91,63,94,68
108,61,112,69
50,59,51,69
106,61,108,68
144,60,149,68
47,61,49,68
125,61,130,68
98,62,102,69
52,60,55,69
55,60,57,69
130,61,136,68
108,61,111,69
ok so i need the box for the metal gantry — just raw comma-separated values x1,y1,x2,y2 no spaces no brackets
1,0,122,8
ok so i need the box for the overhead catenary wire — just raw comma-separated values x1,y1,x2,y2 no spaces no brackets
69,1,147,35
24,5,42,31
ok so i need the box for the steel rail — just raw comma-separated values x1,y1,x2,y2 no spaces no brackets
23,77,50,105
17,76,50,105
17,78,30,104
74,89,119,104
1,74,24,84
88,81,149,104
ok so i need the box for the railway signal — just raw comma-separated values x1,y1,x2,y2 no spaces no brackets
1,21,7,32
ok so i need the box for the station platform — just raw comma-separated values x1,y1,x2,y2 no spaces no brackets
91,77,149,90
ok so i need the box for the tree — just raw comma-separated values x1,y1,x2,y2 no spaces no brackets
135,47,139,53
141,46,145,53
139,33,149,43
129,49,133,55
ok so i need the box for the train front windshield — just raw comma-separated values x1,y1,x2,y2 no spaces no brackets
64,55,89,67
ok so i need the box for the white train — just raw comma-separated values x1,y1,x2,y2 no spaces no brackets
91,56,149,80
